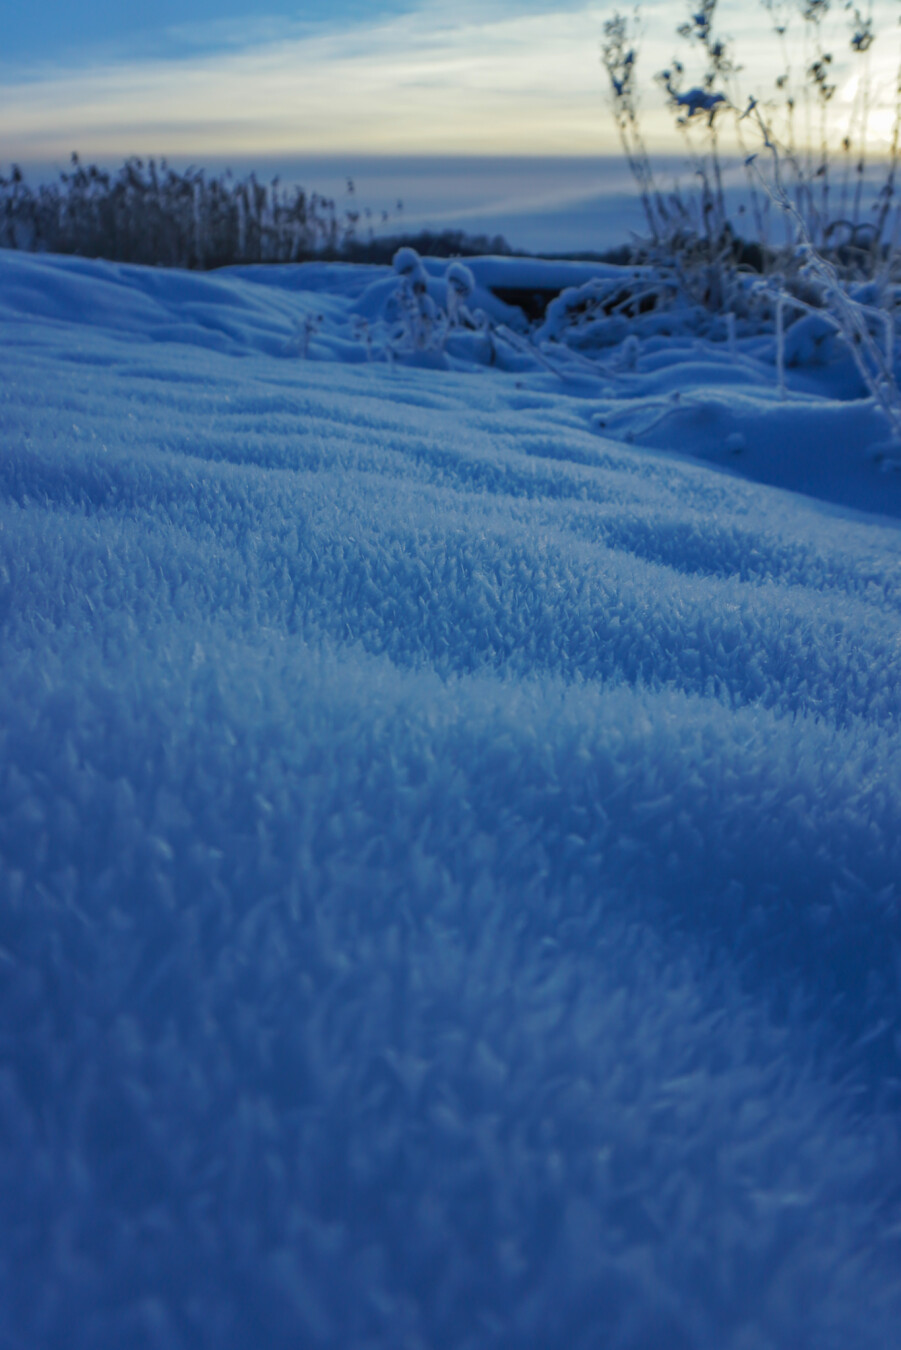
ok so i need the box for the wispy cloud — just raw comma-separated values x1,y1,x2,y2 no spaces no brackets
2,0,898,163
0,4,630,160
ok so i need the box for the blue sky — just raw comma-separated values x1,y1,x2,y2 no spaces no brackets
3,0,415,65
1,0,897,164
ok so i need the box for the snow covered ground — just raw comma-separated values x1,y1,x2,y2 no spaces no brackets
1,247,901,1348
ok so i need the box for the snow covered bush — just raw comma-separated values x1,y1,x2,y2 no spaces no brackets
390,247,446,353
601,0,901,277
595,0,901,432
348,248,505,367
445,260,478,327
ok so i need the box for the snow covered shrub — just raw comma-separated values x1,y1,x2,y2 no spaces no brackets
391,247,444,353
445,260,477,327
347,249,498,367
598,0,901,429
538,272,669,349
745,145,901,430
602,0,901,278
601,6,755,273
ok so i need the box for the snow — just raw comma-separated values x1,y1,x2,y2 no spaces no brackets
2,247,901,1348
672,87,728,119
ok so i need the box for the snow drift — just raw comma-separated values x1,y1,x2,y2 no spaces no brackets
1,250,900,1349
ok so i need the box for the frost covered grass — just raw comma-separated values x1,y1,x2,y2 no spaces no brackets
600,0,901,435
0,157,510,272
0,157,355,269
601,0,901,269
2,251,901,1347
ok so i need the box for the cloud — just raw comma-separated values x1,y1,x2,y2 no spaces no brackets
0,4,629,159
2,0,899,163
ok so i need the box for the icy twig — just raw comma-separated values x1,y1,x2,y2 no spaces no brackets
776,296,786,400
494,325,582,382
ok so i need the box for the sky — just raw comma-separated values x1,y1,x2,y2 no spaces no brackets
2,1,615,160
4,0,901,162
